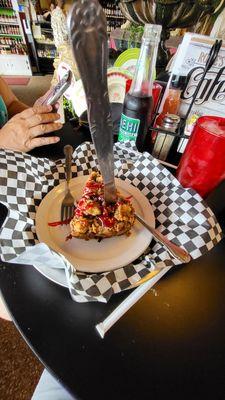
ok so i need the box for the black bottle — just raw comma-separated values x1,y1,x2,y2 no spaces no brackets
118,24,161,152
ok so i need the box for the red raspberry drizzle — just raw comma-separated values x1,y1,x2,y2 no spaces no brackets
98,216,116,228
48,218,72,227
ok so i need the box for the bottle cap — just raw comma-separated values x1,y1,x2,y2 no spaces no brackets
143,24,162,42
161,114,180,131
163,114,180,124
171,74,187,89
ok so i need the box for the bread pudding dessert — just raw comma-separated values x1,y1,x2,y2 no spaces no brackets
70,172,135,240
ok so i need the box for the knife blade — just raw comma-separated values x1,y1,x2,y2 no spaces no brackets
68,0,117,203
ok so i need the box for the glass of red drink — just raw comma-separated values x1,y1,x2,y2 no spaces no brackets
176,116,225,198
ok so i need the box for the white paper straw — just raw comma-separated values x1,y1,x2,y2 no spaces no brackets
96,266,172,338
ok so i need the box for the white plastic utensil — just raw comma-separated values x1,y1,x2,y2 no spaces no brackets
96,265,172,338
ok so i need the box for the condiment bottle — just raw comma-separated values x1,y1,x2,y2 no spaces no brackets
118,24,162,152
151,114,180,161
162,74,187,115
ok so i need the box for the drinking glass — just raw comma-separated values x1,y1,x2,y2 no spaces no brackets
176,116,225,198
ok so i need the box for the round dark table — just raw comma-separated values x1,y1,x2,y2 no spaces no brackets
0,123,225,400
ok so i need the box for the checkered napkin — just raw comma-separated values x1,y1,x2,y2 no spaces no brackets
0,142,223,303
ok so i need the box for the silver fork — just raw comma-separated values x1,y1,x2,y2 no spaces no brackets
61,145,75,222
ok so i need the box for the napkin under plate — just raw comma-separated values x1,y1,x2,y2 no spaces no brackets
0,142,222,302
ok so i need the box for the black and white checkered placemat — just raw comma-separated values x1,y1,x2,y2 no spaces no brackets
0,142,222,302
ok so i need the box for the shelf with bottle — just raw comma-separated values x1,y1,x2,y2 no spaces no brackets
0,36,27,55
37,48,57,59
0,24,21,35
0,21,19,25
0,11,18,24
0,27,22,37
0,8,18,29
0,0,13,8
35,38,55,45
0,34,22,38
34,24,55,48
33,19,55,72
37,55,55,59
100,1,126,34
103,8,125,18
106,18,126,34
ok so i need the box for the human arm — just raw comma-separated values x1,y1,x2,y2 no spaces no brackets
43,10,51,20
59,11,68,40
0,77,28,118
0,104,62,152
51,9,68,47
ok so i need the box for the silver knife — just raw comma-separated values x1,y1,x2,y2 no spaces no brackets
135,213,191,263
68,0,117,203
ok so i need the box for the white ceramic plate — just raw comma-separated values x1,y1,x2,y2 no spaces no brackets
108,74,126,104
36,176,155,275
107,67,133,79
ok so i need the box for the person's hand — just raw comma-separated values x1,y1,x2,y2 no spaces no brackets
34,89,60,111
0,104,62,152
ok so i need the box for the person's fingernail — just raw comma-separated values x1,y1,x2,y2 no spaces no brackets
54,136,60,142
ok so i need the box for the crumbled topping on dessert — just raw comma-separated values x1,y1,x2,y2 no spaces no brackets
70,172,135,240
